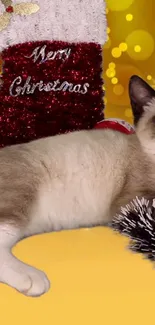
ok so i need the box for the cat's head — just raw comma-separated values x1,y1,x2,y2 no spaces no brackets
129,75,155,159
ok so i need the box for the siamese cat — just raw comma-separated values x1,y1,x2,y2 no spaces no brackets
0,75,154,297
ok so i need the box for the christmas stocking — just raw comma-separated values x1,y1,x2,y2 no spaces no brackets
0,0,107,147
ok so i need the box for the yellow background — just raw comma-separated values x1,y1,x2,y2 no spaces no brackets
104,0,155,125
1,1,155,324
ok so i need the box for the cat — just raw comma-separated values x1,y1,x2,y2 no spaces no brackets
0,75,155,297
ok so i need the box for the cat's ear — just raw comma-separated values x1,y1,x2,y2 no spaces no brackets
129,75,155,124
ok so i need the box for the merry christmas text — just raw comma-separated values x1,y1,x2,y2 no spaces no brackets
9,76,90,97
25,45,71,64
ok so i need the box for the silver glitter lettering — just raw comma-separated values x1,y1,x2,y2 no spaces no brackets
73,84,82,93
21,76,32,95
59,81,74,92
25,45,46,63
25,45,72,64
46,50,58,61
80,83,90,94
52,79,61,91
44,82,54,92
9,76,90,96
9,76,22,97
29,82,42,94
38,81,44,92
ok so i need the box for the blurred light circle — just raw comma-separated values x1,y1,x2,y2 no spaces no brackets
147,75,152,81
126,30,154,60
125,108,133,118
106,68,116,78
106,0,134,11
134,45,141,53
113,84,124,96
107,27,111,34
112,47,122,58
119,42,128,52
104,97,107,105
126,14,133,21
111,77,118,84
109,62,116,69
105,64,142,106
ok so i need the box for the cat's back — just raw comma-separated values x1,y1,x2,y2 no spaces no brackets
29,129,130,232
27,128,128,162
0,129,130,233
0,128,129,179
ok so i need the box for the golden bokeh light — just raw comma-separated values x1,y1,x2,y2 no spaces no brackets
103,0,155,124
111,77,118,85
104,97,107,105
106,0,134,11
134,45,141,53
125,108,133,118
109,62,116,69
112,47,122,58
113,84,124,96
106,68,116,78
126,30,154,60
119,42,128,52
104,63,142,107
126,14,133,21
147,75,152,81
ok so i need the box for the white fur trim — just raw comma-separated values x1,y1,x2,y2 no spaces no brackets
0,0,107,51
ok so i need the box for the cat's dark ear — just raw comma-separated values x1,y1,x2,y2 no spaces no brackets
129,75,155,125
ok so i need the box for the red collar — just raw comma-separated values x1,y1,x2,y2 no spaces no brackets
94,119,135,135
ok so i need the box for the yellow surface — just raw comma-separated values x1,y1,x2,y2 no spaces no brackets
1,1,155,324
0,227,154,325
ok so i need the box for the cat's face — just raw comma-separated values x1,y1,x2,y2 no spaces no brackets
129,75,155,172
129,75,155,125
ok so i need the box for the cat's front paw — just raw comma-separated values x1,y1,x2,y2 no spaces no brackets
16,267,50,297
0,256,50,297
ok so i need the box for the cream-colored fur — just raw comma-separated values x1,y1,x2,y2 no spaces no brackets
0,75,155,297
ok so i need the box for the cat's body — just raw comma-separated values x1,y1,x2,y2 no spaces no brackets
0,75,155,297
2,128,135,234
2,127,153,234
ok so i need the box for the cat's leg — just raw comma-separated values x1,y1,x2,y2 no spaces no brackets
0,224,50,297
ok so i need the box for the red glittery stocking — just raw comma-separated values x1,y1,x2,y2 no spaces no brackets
0,0,107,147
